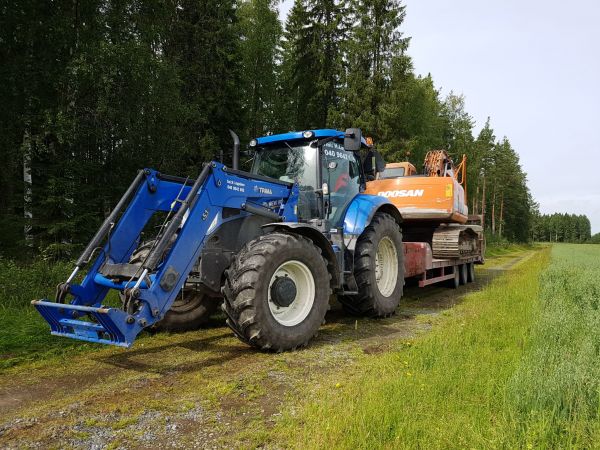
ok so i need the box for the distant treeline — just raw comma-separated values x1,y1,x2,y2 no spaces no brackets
1,0,534,259
531,213,592,243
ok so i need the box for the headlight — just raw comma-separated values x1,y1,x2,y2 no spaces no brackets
303,130,314,139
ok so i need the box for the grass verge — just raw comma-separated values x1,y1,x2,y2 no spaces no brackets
485,241,537,258
274,247,553,448
0,259,99,368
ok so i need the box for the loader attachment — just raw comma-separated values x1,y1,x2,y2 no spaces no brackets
33,162,297,347
32,301,140,347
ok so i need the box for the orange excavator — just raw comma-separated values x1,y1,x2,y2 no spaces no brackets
365,149,484,260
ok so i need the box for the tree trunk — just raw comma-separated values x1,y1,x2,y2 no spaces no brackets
499,194,504,237
491,184,496,235
481,175,486,227
22,129,33,246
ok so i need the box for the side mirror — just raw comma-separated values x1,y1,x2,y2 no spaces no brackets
344,128,362,152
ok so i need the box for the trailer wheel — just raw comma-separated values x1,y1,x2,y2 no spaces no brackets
339,212,404,318
449,266,460,289
467,263,476,283
128,240,219,331
459,264,468,285
223,232,331,351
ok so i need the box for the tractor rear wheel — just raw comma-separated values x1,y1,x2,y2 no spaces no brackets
339,212,404,317
223,232,331,351
128,240,219,331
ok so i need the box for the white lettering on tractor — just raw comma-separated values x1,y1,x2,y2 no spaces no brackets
377,189,425,198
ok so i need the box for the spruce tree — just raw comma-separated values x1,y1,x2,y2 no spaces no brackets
278,0,312,130
278,0,348,130
164,0,241,165
238,0,282,140
333,0,407,135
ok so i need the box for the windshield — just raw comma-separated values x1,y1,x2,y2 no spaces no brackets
382,167,405,178
251,143,318,190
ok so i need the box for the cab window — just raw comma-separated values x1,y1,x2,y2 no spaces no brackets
382,167,405,178
322,141,361,226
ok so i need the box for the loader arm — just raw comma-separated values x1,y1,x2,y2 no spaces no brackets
33,162,299,347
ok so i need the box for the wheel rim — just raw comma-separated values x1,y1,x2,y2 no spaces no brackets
268,260,315,326
375,236,399,297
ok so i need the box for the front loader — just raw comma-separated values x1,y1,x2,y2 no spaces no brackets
33,129,405,351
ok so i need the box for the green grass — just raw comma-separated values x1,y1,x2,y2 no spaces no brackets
274,244,600,449
485,241,537,258
504,244,600,447
0,259,99,368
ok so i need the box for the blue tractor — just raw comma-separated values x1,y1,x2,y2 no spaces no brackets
33,128,404,351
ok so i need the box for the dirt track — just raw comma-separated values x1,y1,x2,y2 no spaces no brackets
0,252,531,449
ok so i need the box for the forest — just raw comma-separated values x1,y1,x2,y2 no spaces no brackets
0,0,592,260
530,213,592,243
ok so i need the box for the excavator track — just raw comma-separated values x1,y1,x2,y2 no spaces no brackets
431,225,482,259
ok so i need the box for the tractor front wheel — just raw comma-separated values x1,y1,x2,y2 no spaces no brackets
223,232,331,351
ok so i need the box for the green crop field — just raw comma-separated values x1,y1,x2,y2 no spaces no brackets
273,244,600,449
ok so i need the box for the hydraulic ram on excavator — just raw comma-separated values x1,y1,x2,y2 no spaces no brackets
33,162,298,347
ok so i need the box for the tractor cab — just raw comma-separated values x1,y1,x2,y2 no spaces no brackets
249,129,368,227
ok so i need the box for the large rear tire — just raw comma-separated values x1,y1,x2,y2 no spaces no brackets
156,287,220,331
223,232,331,351
128,240,220,332
339,212,404,317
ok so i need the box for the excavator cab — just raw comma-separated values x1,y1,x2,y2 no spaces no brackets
380,162,417,178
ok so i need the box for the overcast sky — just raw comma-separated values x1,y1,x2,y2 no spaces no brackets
279,0,600,233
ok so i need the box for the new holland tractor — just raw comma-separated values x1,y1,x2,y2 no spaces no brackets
33,129,405,351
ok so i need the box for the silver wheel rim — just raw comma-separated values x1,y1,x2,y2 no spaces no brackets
375,236,399,297
268,260,315,326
